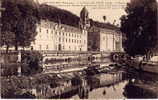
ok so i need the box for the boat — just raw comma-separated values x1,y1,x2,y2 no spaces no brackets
140,61,158,74
128,56,158,74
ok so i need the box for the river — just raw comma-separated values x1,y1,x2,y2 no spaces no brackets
1,59,158,99
37,60,158,99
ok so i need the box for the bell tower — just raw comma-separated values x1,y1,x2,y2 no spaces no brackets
79,7,90,29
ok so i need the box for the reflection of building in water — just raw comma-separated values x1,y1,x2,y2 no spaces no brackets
31,7,89,51
36,79,73,98
89,71,124,88
78,78,90,99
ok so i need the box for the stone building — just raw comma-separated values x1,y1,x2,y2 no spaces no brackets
88,23,123,52
31,7,89,51
31,20,87,51
80,6,123,52
31,6,123,52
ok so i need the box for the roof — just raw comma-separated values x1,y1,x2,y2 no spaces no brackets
88,25,121,35
39,19,82,33
91,20,120,30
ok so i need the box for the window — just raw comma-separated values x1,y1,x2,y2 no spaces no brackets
66,38,67,42
103,36,106,40
47,29,48,33
69,39,71,43
46,45,49,50
55,45,58,50
59,37,61,42
39,45,42,50
39,28,41,32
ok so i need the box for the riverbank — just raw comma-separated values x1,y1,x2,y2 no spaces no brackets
1,63,121,98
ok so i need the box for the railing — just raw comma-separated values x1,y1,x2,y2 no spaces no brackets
0,50,124,54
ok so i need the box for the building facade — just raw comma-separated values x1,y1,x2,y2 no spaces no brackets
31,19,88,51
31,7,123,52
88,26,123,52
31,7,90,51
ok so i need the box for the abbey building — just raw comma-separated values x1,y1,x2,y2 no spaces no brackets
31,7,123,52
31,7,89,51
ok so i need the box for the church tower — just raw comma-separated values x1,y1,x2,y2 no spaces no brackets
79,7,90,29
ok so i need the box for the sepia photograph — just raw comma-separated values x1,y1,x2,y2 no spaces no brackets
0,0,158,99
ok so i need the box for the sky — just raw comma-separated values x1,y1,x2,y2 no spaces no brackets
37,0,130,25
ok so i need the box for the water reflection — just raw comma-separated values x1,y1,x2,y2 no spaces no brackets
123,79,158,98
48,68,158,99
42,70,127,99
123,72,158,99
73,71,127,99
3,61,158,99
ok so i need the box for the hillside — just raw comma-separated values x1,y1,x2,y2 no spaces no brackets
2,0,119,29
38,4,119,30
38,4,80,27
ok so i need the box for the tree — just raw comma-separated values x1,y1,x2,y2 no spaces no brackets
120,0,157,56
103,16,106,22
1,0,39,51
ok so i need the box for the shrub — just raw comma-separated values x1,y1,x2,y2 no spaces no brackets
21,51,43,76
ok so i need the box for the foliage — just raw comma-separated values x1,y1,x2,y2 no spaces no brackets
21,51,43,76
120,0,157,56
103,16,106,22
38,4,117,30
38,4,80,27
1,0,119,52
1,74,58,98
1,0,39,50
1,51,43,76
1,63,18,76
